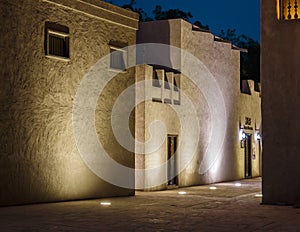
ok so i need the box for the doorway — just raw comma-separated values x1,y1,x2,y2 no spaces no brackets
244,134,252,178
167,135,178,186
258,139,262,176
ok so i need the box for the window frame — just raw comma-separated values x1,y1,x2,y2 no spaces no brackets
277,0,300,20
152,70,161,88
109,46,127,71
164,73,171,90
45,22,70,61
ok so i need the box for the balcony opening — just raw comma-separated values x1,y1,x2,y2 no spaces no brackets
277,0,299,20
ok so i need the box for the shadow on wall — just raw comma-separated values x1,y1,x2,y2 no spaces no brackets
137,20,179,70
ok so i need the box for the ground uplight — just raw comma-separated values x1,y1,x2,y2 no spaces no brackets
100,202,111,206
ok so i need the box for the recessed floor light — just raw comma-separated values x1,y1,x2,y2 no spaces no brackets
209,186,217,190
100,202,111,206
255,194,263,198
178,191,187,195
235,183,242,187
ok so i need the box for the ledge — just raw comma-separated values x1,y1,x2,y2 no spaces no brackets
42,0,139,30
45,55,71,62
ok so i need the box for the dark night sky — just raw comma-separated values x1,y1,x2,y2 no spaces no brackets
109,0,260,42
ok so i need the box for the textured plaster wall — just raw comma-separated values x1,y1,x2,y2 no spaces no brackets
180,20,242,184
135,65,148,190
0,0,137,205
180,20,261,184
261,0,300,205
137,19,261,189
239,82,262,177
135,65,179,190
144,101,180,190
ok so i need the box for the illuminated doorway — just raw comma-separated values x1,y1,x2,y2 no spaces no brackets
244,134,253,178
167,135,178,186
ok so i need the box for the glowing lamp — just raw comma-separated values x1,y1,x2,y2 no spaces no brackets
239,129,247,148
178,191,187,195
239,129,246,141
100,202,111,206
255,130,261,141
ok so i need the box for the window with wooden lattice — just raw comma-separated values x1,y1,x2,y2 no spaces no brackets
277,0,299,20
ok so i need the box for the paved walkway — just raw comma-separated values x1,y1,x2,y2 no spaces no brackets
0,178,299,231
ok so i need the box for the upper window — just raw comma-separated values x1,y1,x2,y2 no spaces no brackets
174,77,179,92
110,47,126,70
277,0,299,20
45,22,70,59
109,41,128,71
152,70,161,87
164,73,170,90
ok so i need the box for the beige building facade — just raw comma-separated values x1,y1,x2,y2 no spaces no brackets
1,1,262,205
136,19,261,190
261,0,300,205
0,0,138,205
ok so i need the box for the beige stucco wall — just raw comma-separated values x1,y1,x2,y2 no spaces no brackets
180,20,242,184
261,0,300,205
0,0,138,205
239,81,262,177
137,19,261,190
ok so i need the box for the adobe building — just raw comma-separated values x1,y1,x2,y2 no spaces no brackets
261,0,300,205
0,0,262,205
135,19,262,190
0,0,138,205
